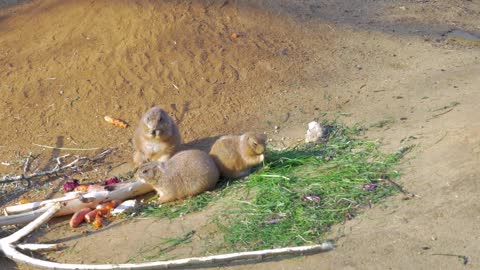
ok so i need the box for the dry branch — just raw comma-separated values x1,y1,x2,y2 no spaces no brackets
16,243,60,252
1,181,154,226
1,203,333,269
0,149,112,185
1,202,334,270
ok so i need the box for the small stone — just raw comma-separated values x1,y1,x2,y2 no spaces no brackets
305,121,325,143
274,125,279,130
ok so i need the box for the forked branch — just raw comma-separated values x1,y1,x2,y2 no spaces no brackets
0,204,334,270
0,149,112,185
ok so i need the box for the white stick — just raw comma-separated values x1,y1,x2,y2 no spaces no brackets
0,207,49,227
5,242,333,270
0,182,154,226
5,192,82,215
0,202,334,270
1,203,62,244
17,243,60,252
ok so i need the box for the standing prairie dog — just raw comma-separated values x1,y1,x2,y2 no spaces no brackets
135,150,220,203
133,106,181,167
209,132,267,179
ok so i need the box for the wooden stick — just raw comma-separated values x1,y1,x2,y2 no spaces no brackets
4,192,83,215
32,144,101,151
17,243,61,252
1,203,62,244
0,203,334,270
5,242,333,270
1,182,154,226
0,208,49,227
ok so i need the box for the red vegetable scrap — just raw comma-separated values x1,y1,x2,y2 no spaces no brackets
63,179,80,192
104,177,120,186
84,209,98,223
70,208,92,228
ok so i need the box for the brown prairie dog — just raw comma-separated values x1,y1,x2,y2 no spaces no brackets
133,106,181,167
135,150,220,203
209,132,267,179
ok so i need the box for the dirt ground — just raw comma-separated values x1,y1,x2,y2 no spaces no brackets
0,0,479,269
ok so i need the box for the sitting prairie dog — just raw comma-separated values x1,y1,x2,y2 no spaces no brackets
209,132,267,179
133,106,181,167
135,150,220,203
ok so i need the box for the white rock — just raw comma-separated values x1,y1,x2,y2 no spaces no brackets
305,121,325,143
111,200,138,216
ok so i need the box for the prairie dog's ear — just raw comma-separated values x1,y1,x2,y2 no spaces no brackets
257,133,267,144
156,161,167,172
245,133,265,155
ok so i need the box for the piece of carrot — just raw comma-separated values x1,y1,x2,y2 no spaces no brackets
104,116,128,128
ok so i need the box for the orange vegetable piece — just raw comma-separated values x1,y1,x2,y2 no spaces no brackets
104,116,128,128
18,199,31,204
92,215,104,229
74,185,90,192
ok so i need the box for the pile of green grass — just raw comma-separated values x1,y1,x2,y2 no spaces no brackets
140,124,408,252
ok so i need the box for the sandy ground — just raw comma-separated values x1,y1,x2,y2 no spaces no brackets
0,0,479,269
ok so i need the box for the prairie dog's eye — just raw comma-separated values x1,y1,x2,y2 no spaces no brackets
142,169,148,174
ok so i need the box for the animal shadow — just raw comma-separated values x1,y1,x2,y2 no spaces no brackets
178,135,222,153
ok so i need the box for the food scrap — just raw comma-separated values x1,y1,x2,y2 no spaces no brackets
92,215,105,229
18,199,32,205
84,209,98,223
63,179,80,192
104,115,128,128
104,177,120,186
70,208,93,228
362,183,378,191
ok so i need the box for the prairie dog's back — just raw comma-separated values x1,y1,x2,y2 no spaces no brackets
136,150,219,203
209,135,242,163
165,150,219,191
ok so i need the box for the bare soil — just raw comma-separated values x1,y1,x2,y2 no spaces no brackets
0,0,479,269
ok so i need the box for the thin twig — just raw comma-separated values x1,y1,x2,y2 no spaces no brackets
23,152,33,174
382,178,414,197
32,143,100,151
0,149,112,185
432,253,469,265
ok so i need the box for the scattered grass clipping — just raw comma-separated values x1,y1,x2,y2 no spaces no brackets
141,124,408,252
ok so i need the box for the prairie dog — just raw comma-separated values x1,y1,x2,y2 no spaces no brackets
133,106,181,167
135,150,220,203
209,132,267,179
